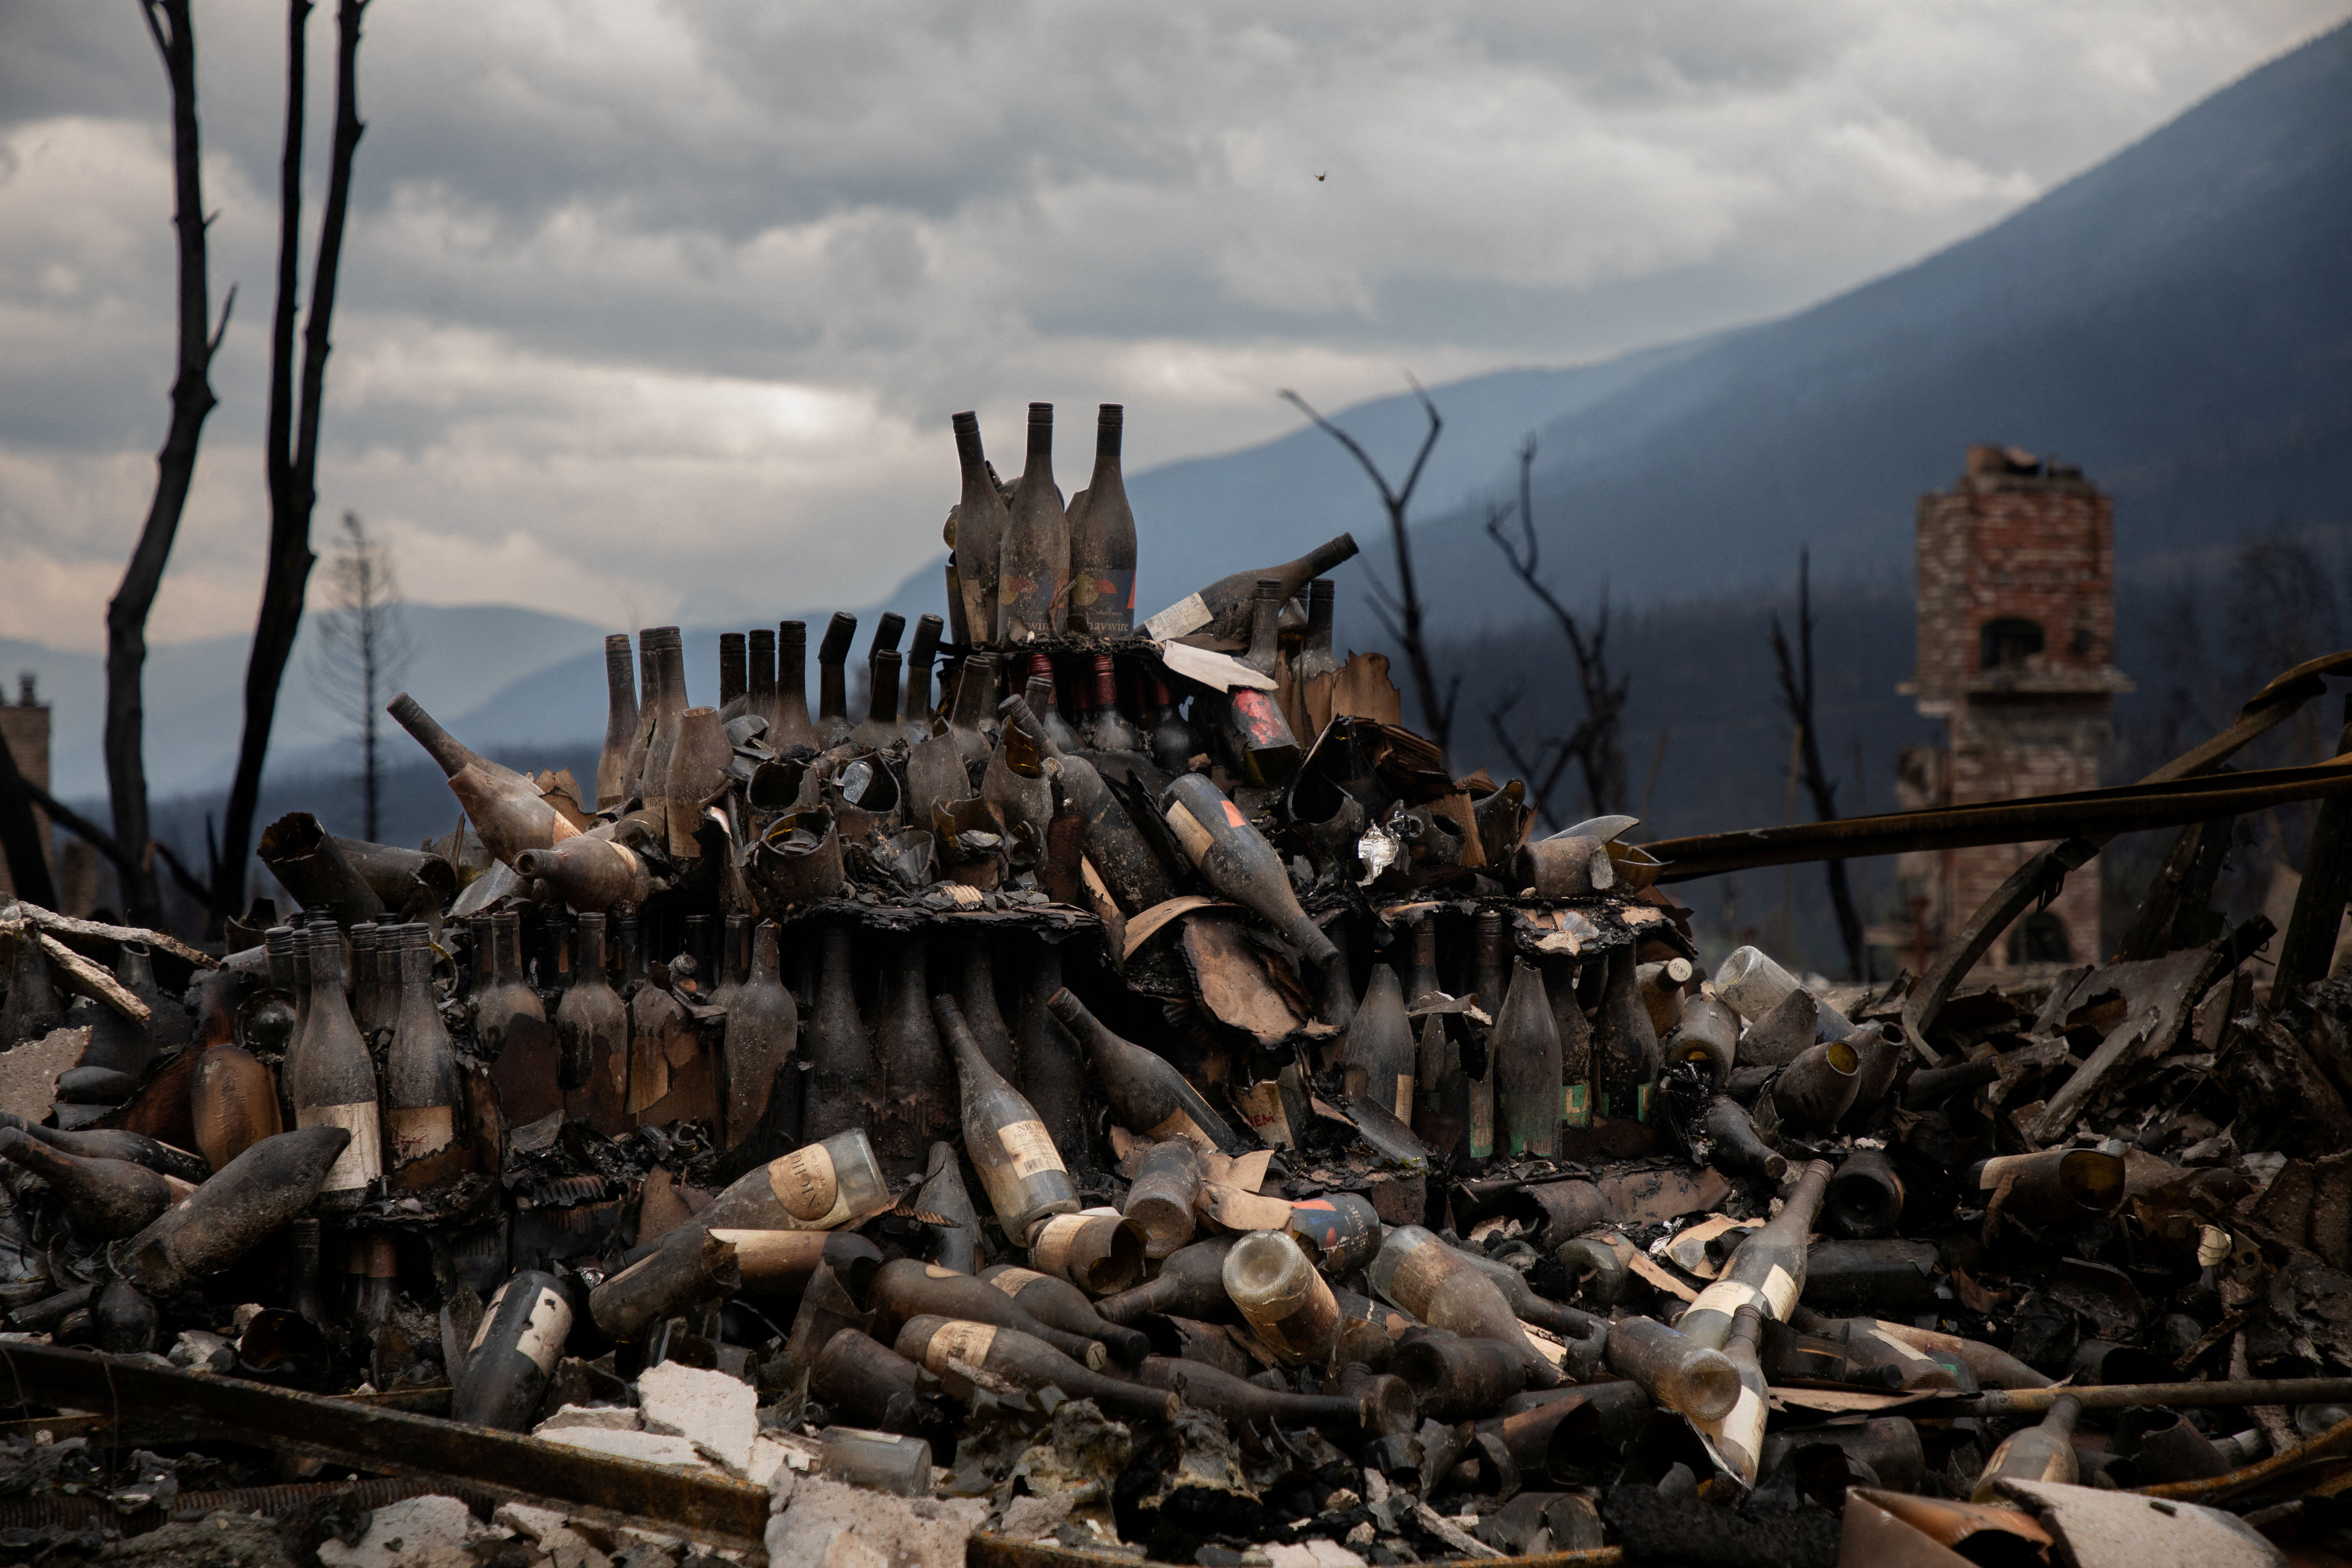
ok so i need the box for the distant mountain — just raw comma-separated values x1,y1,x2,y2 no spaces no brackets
1009,21,2352,639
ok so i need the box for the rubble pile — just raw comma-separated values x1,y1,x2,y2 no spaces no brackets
2,403,2350,1568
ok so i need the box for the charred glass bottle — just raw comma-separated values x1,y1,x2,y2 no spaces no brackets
773,621,821,751
934,996,1076,1245
388,695,580,868
1015,940,1088,1162
1494,958,1563,1157
285,929,382,1212
1223,580,1301,784
1068,405,1136,636
952,411,1011,647
385,926,461,1188
1140,534,1361,645
1024,665,1084,756
955,930,1018,1082
1048,988,1242,1154
1224,1230,1339,1367
1677,1159,1833,1351
723,922,797,1152
1144,675,1195,775
816,612,858,748
558,912,630,1135
453,1270,574,1431
718,631,749,722
1973,1394,2083,1500
1342,965,1416,1124
803,925,873,1145
746,627,777,741
852,650,907,751
635,630,688,827
999,403,1069,642
905,615,944,726
0,1128,185,1239
1160,775,1337,968
871,930,948,1176
1079,654,1141,753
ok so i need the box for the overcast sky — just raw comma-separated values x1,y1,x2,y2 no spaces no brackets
2,0,2346,651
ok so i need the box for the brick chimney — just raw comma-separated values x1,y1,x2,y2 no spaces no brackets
1890,450,2132,976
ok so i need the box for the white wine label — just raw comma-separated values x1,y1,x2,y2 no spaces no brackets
987,1266,1048,1299
710,1230,819,1278
1163,802,1216,863
1761,1264,1799,1322
1687,1278,1769,1324
1141,592,1211,641
1392,1073,1415,1124
387,1105,455,1164
1030,1213,1098,1278
470,1279,515,1353
300,1101,383,1192
1144,1107,1219,1154
1863,1327,1938,1366
999,1119,1066,1180
924,1320,998,1374
516,1286,573,1372
1562,1083,1591,1127
768,1143,848,1227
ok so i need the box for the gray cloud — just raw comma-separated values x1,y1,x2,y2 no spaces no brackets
1,0,2345,648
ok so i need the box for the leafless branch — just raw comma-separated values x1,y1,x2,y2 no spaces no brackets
1769,548,1867,979
1279,380,1452,757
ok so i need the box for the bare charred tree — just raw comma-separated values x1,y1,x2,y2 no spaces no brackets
105,0,236,926
1279,380,1459,757
1769,549,1867,980
309,510,412,840
1483,436,1627,827
0,726,60,912
202,0,371,924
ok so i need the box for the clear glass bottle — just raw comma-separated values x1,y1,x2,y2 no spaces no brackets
1223,1230,1339,1367
934,994,1077,1246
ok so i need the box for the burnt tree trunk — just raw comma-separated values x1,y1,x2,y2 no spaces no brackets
212,0,369,924
107,0,233,926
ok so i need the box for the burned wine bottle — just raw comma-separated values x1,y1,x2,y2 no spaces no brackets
1602,1313,1742,1420
1369,1225,1558,1387
773,621,821,751
894,1314,1176,1422
1068,405,1137,636
453,1270,574,1431
872,930,950,1175
558,912,630,1134
1091,1234,1239,1324
717,631,748,722
120,1126,352,1294
951,412,1010,646
933,993,1078,1245
0,1127,187,1239
722,922,797,1152
384,925,462,1188
953,930,1018,1082
1677,1159,1833,1352
1047,988,1243,1154
1141,533,1360,645
1973,1393,2084,1500
1495,958,1563,1157
1000,403,1070,642
851,650,907,751
1121,1140,1201,1259
388,695,580,868
696,1127,895,1233
816,612,858,749
1159,775,1338,968
1342,965,1416,1125
803,925,873,1144
867,1260,1106,1370
978,1264,1149,1364
284,928,382,1212
1223,1229,1340,1367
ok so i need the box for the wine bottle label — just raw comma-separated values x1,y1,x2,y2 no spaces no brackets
1695,1382,1766,1484
1391,1073,1414,1124
922,1320,997,1374
1030,1213,1102,1279
987,1266,1048,1298
998,1119,1066,1180
1163,802,1216,863
1469,1086,1494,1158
767,1143,849,1227
1562,1083,1591,1127
299,1101,383,1192
1141,592,1210,641
1687,1264,1799,1327
469,1280,572,1374
1230,1082,1294,1148
1231,690,1291,748
387,1105,456,1164
1143,1107,1218,1154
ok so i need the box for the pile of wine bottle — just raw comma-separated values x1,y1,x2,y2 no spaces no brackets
0,413,2271,1561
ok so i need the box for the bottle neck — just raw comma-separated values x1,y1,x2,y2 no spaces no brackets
869,652,902,724
307,932,344,998
1245,582,1283,672
1306,584,1334,656
1025,406,1053,470
387,696,475,780
778,625,809,711
606,634,637,711
748,632,776,707
749,924,780,986
950,656,999,730
579,916,609,976
954,413,987,485
616,916,643,975
719,634,747,709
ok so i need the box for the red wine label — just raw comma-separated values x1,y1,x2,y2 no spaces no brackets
388,1105,455,1165
1230,690,1291,748
999,1119,1066,1180
768,1142,848,1227
299,1101,383,1193
922,1320,997,1374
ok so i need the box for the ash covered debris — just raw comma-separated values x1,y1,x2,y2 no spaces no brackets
6,405,2352,1567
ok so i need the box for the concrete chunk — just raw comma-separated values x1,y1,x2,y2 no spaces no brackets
766,1474,986,1568
316,1495,501,1568
539,1425,716,1470
536,1403,643,1434
0,1026,87,1121
638,1359,758,1477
